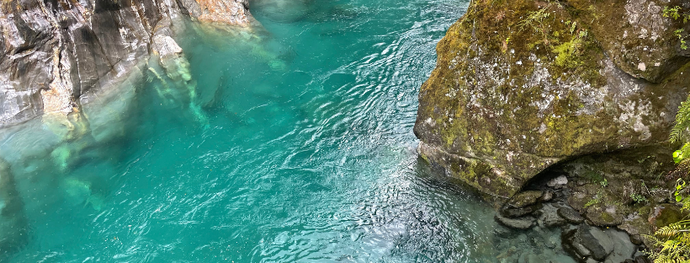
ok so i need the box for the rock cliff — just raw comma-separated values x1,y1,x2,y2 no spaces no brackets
414,0,690,202
0,0,251,130
0,0,252,257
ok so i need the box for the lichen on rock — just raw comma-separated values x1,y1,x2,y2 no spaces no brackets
414,0,690,202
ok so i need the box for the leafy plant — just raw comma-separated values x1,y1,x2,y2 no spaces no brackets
672,97,690,163
648,179,690,262
664,6,690,23
552,19,589,69
630,193,647,204
663,6,689,51
648,219,690,263
600,178,608,187
517,7,552,45
584,198,599,208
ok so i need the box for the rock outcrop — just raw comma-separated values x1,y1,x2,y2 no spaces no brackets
414,0,690,201
0,0,252,130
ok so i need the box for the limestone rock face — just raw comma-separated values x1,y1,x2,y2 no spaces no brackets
0,0,251,128
183,0,251,26
414,0,690,201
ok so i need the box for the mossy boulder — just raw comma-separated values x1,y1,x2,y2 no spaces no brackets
414,0,690,202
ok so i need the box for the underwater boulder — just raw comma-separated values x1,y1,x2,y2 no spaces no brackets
252,0,313,23
0,158,28,260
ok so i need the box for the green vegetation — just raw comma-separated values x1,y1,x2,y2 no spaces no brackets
647,7,690,262
600,178,608,187
630,193,647,204
663,6,689,51
649,180,690,262
551,18,590,69
517,7,552,45
584,197,600,208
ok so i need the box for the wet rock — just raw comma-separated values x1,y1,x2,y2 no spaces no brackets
558,207,584,224
539,203,567,228
633,255,651,263
563,225,608,261
495,214,534,230
0,0,253,128
563,224,636,263
501,191,543,218
604,229,637,263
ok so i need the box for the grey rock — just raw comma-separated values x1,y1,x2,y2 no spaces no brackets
501,191,543,217
563,224,637,263
0,0,252,128
495,214,535,230
547,175,568,189
540,204,567,228
413,0,690,202
541,190,554,202
558,207,585,224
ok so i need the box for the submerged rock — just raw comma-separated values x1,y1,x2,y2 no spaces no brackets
0,158,28,260
495,214,534,230
562,224,636,263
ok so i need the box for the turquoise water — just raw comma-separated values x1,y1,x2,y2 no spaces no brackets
1,0,577,262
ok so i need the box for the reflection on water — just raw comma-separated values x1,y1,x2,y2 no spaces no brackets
0,0,577,262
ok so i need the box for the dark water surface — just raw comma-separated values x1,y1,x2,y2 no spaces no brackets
2,0,577,262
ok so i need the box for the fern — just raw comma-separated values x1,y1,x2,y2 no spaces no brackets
648,220,690,263
672,96,690,144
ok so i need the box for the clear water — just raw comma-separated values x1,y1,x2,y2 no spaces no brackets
0,0,577,262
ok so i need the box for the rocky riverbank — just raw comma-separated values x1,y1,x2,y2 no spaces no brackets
0,0,260,258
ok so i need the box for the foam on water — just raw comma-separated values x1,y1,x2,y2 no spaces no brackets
1,0,578,262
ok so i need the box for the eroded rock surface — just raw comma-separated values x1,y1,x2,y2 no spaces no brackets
414,0,690,201
0,0,252,129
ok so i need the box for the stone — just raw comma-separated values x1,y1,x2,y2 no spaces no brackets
547,175,569,189
539,204,567,228
507,191,543,208
585,206,624,227
558,207,585,224
563,224,637,263
501,191,543,217
0,0,253,128
541,190,554,202
495,214,535,230
603,229,637,263
648,204,684,228
413,0,690,202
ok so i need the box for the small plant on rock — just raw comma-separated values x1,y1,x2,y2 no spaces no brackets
517,7,552,45
630,193,647,204
663,6,689,51
648,179,690,262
